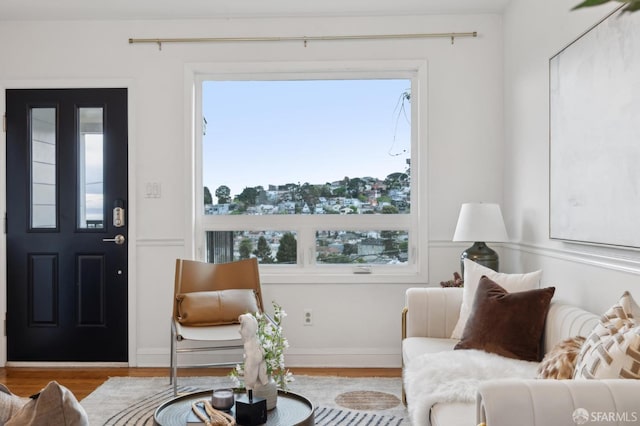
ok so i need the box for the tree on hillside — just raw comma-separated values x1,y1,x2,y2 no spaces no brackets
347,177,364,198
237,187,259,206
276,232,297,264
215,185,231,204
382,205,399,214
381,230,400,258
239,238,253,259
253,236,274,264
385,172,409,190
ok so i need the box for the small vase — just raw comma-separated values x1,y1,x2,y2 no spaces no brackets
252,377,278,410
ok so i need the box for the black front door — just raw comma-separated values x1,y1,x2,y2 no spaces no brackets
6,88,128,361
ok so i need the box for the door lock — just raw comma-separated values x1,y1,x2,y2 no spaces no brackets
113,199,125,228
103,234,125,245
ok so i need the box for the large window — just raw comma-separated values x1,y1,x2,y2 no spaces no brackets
194,65,425,282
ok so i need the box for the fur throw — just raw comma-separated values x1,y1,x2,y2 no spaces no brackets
537,336,585,379
403,349,538,426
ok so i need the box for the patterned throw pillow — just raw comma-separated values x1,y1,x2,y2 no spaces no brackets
537,336,586,379
574,291,640,379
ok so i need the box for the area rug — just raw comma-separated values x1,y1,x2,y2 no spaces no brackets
80,375,406,425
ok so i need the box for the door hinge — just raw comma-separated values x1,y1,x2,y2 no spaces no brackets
2,114,6,133
4,213,6,234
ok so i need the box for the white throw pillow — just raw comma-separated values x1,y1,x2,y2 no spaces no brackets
574,291,640,380
450,259,542,339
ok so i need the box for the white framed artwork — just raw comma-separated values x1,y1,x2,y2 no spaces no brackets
549,8,640,248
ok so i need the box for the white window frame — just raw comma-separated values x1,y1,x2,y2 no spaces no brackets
185,60,428,284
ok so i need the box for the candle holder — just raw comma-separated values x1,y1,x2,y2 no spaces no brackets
211,388,235,411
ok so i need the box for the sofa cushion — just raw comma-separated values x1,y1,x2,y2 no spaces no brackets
537,336,585,379
402,337,458,366
543,304,599,354
451,259,542,339
574,291,640,379
454,276,555,361
431,402,475,426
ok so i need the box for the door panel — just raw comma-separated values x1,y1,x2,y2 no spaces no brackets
6,88,128,362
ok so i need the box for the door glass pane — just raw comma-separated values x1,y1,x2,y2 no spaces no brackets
78,108,104,229
31,108,57,229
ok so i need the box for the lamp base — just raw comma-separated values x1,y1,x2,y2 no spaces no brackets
460,242,499,276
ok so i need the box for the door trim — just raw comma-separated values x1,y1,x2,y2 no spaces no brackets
0,79,137,366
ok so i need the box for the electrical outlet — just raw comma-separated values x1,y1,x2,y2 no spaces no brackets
303,309,313,326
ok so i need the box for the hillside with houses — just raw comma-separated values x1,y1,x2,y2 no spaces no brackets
204,173,411,265
206,172,410,216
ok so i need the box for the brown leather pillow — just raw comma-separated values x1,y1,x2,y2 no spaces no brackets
176,289,259,326
454,276,555,362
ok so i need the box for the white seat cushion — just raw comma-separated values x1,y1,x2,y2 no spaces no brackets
402,337,458,366
175,322,242,342
431,402,475,426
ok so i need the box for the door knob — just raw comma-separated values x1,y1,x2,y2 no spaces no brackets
103,234,125,245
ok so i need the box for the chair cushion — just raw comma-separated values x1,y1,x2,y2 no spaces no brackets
176,289,259,326
454,276,555,361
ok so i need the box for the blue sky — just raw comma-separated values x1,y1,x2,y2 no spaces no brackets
202,79,411,198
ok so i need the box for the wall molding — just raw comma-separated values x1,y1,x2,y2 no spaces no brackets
136,238,185,247
429,240,640,276
504,242,640,276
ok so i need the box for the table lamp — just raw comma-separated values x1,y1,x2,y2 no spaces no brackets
453,202,508,275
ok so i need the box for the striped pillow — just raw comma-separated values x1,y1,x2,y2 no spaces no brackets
574,291,640,379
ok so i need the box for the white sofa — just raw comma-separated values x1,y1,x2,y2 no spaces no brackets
401,287,640,426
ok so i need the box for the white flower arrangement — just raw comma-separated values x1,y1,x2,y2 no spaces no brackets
230,301,294,391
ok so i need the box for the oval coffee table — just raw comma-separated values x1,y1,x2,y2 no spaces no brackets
154,390,315,426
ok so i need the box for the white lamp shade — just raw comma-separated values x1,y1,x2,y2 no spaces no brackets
452,203,508,242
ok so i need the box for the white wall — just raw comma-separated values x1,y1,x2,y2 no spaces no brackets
0,13,504,367
502,0,640,314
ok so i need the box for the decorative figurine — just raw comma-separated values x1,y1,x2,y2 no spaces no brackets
236,313,268,425
238,313,269,390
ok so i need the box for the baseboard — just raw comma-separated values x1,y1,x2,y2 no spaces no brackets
135,348,401,369
5,361,128,368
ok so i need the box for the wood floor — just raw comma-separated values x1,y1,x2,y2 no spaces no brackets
0,367,401,400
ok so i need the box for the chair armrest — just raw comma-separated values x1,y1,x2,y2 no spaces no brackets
402,287,463,339
477,379,640,426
